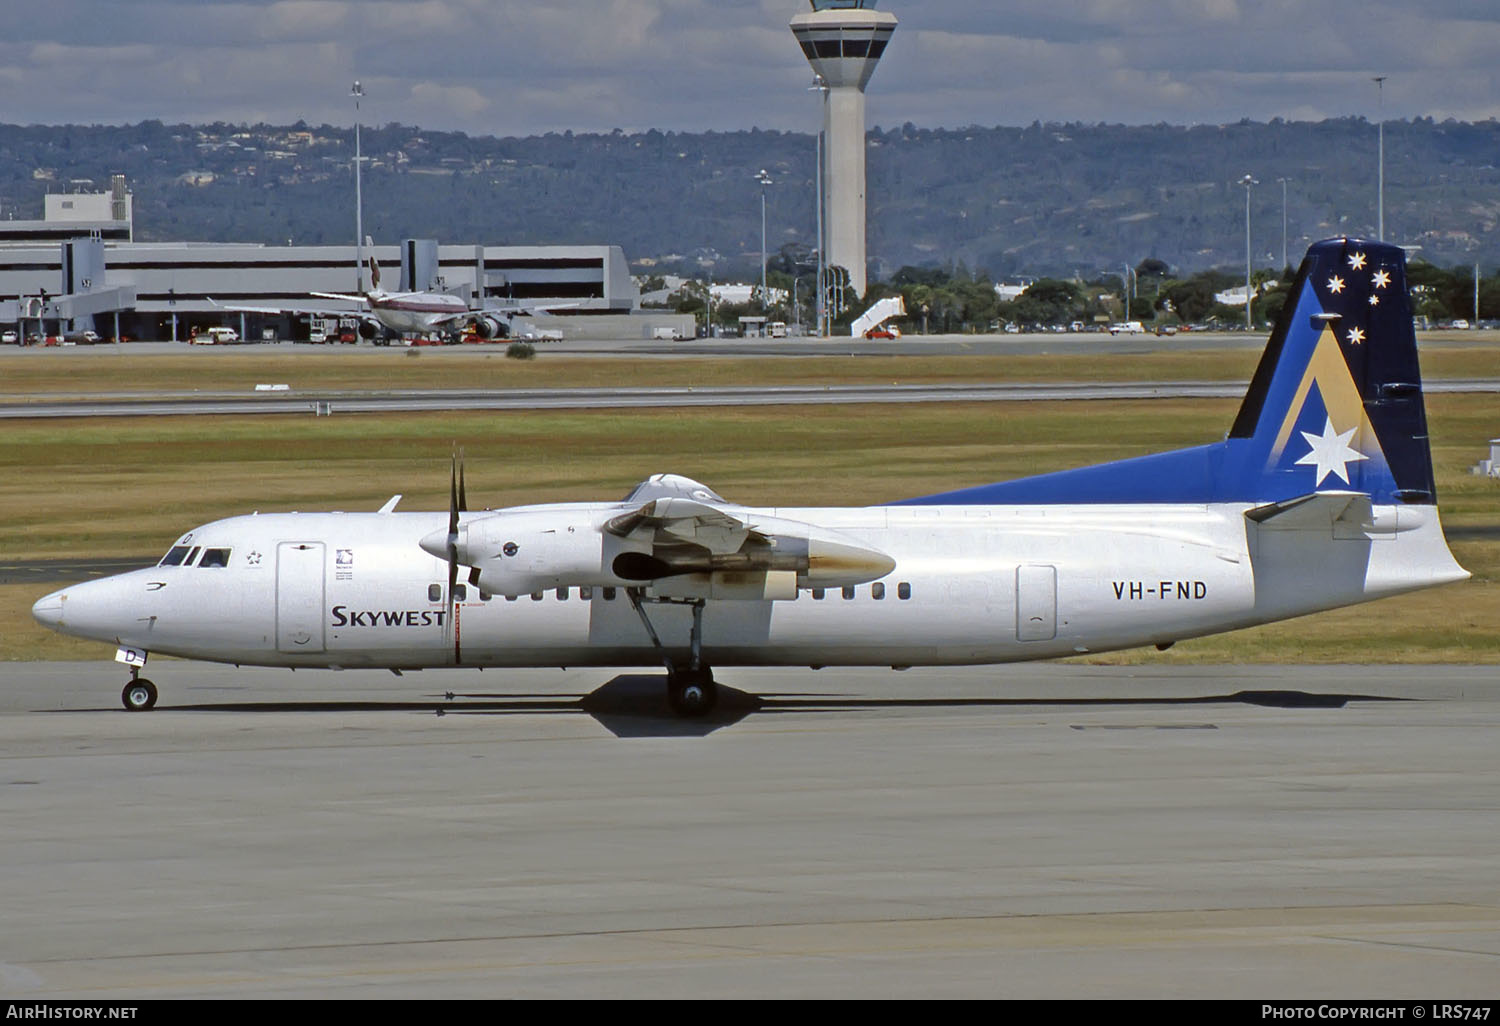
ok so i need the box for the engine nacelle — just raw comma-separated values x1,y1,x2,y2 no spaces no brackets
446,510,637,596
470,314,509,340
423,508,897,599
357,320,381,340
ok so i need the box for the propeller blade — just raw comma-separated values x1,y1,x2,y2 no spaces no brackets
446,452,460,630
458,447,468,513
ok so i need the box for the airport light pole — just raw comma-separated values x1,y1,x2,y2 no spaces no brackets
755,169,773,310
815,127,825,335
704,265,714,338
1240,174,1257,331
1278,176,1290,273
1373,76,1386,241
352,80,365,293
810,74,829,336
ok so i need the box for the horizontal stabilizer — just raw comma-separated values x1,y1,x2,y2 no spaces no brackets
1246,490,1371,530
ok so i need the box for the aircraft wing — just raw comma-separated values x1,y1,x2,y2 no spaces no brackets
605,496,757,555
477,301,579,317
600,474,895,589
308,292,374,305
210,296,366,315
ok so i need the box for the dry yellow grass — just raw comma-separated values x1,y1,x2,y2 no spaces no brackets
0,342,1494,400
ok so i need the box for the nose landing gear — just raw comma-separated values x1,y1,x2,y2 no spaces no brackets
122,670,158,712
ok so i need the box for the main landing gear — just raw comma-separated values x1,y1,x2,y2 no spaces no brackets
122,668,158,711
667,663,717,718
626,589,719,718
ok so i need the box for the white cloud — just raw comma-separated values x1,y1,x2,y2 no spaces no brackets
1,0,1497,132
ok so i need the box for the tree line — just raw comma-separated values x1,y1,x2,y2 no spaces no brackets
657,252,1500,333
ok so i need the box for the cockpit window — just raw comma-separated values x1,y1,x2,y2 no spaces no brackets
184,547,201,566
158,545,193,566
199,548,231,568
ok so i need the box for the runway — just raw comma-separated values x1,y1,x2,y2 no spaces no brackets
4,378,1499,419
2,660,1496,998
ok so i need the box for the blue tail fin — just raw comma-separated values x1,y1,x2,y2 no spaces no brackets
1223,237,1435,503
897,238,1436,506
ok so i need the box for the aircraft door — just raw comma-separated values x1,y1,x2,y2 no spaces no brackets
276,542,326,653
1015,564,1057,642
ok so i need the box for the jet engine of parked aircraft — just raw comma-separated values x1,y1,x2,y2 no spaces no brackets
467,314,511,340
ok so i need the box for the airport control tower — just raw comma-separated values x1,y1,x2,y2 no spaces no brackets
790,0,897,298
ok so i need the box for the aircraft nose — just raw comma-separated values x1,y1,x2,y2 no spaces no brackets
32,589,65,629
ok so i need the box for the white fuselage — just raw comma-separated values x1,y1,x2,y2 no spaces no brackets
368,292,470,336
34,501,1467,672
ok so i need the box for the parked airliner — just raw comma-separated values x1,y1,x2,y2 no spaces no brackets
34,240,1467,716
225,244,555,343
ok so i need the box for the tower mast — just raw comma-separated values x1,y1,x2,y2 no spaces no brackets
790,1,897,300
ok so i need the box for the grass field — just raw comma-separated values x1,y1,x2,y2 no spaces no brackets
0,341,1496,399
2,349,1496,664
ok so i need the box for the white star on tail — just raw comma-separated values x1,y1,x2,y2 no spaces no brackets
1348,252,1367,270
1296,417,1368,486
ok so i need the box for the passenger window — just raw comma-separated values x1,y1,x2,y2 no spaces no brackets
842,586,855,600
603,587,616,601
199,548,231,568
556,588,568,601
480,590,492,602
531,591,543,601
812,588,824,600
505,594,518,602
898,582,911,600
871,583,885,600
453,584,467,602
580,586,593,600
428,584,442,602
158,545,192,567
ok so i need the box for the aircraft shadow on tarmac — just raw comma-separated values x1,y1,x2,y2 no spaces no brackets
112,674,1411,738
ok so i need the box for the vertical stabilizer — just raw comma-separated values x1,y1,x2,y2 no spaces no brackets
898,238,1440,507
1226,238,1435,504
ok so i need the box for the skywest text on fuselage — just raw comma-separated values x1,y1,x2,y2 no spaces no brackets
330,606,448,628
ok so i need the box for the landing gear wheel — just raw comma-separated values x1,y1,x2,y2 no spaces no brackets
667,667,718,718
122,679,158,712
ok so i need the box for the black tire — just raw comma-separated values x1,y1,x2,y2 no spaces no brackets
122,679,158,711
667,667,718,718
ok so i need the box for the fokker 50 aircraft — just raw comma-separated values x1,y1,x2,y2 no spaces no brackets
35,240,1467,717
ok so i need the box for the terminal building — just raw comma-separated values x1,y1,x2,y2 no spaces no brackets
0,178,675,341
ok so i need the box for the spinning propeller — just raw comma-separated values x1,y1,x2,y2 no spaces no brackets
441,448,480,631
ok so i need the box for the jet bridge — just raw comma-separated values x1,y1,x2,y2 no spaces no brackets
16,237,137,337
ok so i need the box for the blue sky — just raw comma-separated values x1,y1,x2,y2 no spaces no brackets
3,1,1497,134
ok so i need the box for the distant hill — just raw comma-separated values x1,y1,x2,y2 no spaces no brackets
2,117,1496,283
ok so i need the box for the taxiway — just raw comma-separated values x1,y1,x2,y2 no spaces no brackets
2,661,1496,998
